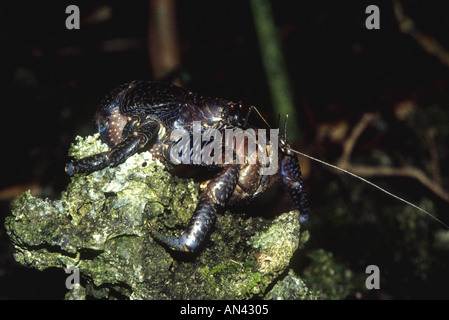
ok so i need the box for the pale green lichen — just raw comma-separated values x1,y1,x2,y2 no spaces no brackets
68,133,110,159
302,249,354,300
249,211,306,275
265,269,320,300
5,134,316,300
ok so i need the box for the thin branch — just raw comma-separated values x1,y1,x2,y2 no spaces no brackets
336,112,449,203
147,0,182,84
339,113,379,165
393,0,449,69
340,164,449,203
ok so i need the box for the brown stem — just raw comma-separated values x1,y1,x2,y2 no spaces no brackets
340,164,449,203
336,112,449,203
147,0,182,84
393,0,449,69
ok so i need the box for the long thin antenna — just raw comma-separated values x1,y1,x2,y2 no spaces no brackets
284,114,288,140
290,148,449,229
251,107,447,229
248,105,272,129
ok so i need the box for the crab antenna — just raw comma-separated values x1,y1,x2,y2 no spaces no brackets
246,105,272,129
288,148,449,230
284,114,289,141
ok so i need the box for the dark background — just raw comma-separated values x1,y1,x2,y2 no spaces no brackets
1,0,449,299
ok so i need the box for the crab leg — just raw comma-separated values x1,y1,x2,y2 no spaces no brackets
66,119,160,175
149,165,239,252
280,151,310,223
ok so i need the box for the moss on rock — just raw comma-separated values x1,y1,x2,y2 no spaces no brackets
5,134,316,300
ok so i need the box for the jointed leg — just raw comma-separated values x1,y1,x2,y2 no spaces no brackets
66,118,160,175
149,165,239,252
280,151,310,223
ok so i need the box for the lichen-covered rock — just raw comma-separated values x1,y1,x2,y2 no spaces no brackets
5,134,316,300
265,269,320,300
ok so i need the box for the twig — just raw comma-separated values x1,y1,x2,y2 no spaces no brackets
336,112,449,203
340,164,449,203
339,113,379,165
393,0,449,69
147,0,182,84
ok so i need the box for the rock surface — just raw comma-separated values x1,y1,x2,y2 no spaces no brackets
5,134,317,300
